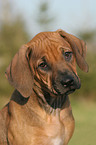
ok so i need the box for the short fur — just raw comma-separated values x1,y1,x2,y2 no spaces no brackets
0,29,88,145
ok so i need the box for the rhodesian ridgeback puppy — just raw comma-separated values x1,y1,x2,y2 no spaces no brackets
0,29,88,145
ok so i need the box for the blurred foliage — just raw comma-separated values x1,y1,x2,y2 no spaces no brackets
78,30,96,41
0,15,30,98
71,29,96,100
76,30,96,101
0,17,29,58
36,1,55,31
72,51,96,100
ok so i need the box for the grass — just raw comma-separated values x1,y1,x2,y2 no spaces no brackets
0,96,9,109
69,98,96,145
0,96,96,145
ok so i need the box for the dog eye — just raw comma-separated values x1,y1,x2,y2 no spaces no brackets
38,61,48,70
64,52,73,61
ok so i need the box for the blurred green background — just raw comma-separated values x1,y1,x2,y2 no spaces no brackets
0,0,96,144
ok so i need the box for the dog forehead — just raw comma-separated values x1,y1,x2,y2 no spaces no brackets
27,31,72,61
28,31,71,49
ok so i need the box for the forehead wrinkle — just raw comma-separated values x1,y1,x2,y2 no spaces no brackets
29,32,71,60
28,31,71,48
50,43,60,61
42,38,61,64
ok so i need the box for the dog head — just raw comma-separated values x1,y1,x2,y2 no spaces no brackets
5,30,89,102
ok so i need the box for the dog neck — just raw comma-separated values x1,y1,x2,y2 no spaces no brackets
32,84,67,115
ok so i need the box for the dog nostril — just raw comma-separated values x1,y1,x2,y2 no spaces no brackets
61,78,74,87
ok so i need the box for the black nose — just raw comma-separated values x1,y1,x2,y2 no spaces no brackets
61,76,74,88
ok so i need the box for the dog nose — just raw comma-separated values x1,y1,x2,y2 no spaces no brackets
61,76,74,88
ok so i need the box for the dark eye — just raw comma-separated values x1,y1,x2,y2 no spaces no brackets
38,60,49,71
39,61,47,68
64,52,73,61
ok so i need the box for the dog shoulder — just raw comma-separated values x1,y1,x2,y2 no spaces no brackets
0,104,9,144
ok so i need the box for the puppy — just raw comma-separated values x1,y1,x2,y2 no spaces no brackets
0,29,88,145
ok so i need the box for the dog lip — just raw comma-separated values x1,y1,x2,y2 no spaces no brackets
52,83,76,96
52,80,79,96
52,88,58,95
65,89,75,95
52,86,62,96
52,88,61,95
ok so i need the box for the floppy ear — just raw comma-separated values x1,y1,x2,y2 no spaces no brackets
57,29,89,73
5,45,34,98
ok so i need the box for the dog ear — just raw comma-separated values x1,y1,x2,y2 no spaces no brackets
5,45,34,98
57,29,89,72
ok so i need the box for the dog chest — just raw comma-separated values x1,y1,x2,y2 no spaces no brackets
8,115,65,145
51,137,63,145
43,116,65,145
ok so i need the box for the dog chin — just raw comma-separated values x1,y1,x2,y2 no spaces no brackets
65,89,76,95
52,84,76,96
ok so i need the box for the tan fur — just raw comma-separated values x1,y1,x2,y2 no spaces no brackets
0,29,88,145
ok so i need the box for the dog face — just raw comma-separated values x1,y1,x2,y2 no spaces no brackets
5,30,88,102
30,34,80,97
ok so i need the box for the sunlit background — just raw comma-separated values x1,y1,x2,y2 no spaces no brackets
0,0,96,144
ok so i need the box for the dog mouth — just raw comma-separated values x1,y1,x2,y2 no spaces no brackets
52,74,81,96
36,81,76,109
52,84,76,96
